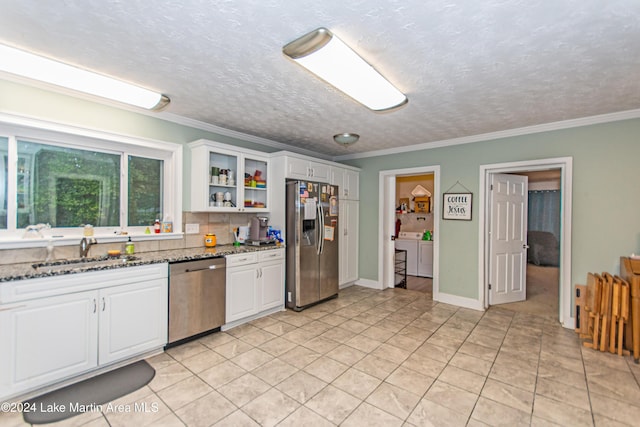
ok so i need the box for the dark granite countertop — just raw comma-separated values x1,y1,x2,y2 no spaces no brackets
0,244,284,282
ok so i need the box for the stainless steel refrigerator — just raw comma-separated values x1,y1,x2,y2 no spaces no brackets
285,180,339,311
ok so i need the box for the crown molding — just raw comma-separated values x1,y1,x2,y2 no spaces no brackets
333,108,640,161
155,111,333,160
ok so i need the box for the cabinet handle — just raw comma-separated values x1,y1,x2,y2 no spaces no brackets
93,298,97,313
102,297,106,312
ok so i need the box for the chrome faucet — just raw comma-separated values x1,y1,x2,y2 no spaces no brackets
79,237,97,258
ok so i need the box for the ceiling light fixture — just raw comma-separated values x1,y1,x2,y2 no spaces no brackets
333,133,360,146
0,44,170,110
283,28,407,112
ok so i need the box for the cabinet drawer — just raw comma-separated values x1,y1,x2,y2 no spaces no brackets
226,252,259,267
259,249,284,262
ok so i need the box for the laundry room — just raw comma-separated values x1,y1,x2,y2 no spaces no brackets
394,174,435,286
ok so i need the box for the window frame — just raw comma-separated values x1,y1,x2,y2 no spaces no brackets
0,114,183,249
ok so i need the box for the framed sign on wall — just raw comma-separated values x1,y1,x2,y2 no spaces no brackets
443,192,472,220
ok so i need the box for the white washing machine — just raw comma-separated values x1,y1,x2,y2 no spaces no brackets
394,231,422,276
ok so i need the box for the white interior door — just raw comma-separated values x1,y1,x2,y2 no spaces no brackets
489,173,528,304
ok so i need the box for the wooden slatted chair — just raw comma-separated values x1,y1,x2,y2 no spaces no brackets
599,273,614,352
614,275,631,356
583,273,603,349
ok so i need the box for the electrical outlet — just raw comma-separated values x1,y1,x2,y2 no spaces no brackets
185,223,199,234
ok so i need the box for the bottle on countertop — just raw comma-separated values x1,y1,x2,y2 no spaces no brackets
125,237,135,255
154,219,161,234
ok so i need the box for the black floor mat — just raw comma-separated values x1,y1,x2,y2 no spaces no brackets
23,360,155,424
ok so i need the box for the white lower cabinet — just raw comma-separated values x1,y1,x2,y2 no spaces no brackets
225,249,284,328
98,279,168,365
226,254,260,323
418,241,434,278
0,291,98,399
0,264,168,401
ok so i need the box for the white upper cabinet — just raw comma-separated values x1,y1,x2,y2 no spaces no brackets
188,140,270,212
331,167,359,200
284,156,331,182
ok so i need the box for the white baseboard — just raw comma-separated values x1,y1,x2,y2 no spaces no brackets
434,292,484,311
354,278,383,290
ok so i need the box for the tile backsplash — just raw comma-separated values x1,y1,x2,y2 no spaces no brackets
0,212,263,265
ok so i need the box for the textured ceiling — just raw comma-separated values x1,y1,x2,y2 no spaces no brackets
1,0,639,158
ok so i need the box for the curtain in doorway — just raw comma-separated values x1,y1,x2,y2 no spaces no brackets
528,190,560,239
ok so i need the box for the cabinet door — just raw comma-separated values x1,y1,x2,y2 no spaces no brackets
331,167,345,187
344,170,359,200
98,279,168,365
339,200,359,285
286,157,311,180
226,266,260,323
0,292,98,399
418,242,434,278
242,153,269,212
260,260,284,311
310,162,331,182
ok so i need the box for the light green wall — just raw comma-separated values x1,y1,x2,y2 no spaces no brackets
3,79,639,301
344,119,640,299
0,80,280,209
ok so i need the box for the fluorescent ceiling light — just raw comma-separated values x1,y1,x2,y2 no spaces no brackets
0,44,169,110
283,28,407,112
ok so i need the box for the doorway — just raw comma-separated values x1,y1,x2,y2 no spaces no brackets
479,157,573,328
379,166,440,296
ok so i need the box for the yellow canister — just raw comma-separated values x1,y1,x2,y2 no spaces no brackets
204,233,216,247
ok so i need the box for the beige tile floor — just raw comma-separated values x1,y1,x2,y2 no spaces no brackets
4,285,640,426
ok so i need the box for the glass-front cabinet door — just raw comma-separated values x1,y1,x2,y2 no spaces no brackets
242,155,268,210
208,149,239,210
188,140,269,212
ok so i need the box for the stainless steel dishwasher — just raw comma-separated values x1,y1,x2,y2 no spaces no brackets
168,257,226,346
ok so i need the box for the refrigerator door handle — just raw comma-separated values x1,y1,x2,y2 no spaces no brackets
318,203,325,254
316,202,322,255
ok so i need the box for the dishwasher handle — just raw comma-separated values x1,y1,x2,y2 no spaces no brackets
169,258,226,276
185,265,220,273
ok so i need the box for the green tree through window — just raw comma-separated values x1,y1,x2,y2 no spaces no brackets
128,155,163,226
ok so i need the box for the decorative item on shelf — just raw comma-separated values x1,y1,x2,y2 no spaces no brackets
162,214,173,233
397,197,410,213
153,219,161,233
415,196,430,213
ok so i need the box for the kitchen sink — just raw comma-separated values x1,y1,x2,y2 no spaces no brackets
32,255,141,273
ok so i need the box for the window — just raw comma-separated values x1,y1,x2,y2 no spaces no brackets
17,140,121,228
128,155,163,226
0,118,181,245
